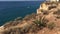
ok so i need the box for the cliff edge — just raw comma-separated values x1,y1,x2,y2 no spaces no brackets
0,1,60,34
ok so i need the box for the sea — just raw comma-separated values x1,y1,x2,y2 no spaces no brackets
0,1,43,26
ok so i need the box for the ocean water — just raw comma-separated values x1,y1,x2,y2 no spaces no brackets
0,1,43,26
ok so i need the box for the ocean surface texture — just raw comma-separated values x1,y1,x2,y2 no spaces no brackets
0,1,43,26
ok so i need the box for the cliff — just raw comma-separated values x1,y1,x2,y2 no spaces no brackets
0,1,60,34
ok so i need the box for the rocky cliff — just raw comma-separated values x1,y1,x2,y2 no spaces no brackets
0,1,60,34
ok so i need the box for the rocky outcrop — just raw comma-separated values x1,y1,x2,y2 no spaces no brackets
37,1,60,14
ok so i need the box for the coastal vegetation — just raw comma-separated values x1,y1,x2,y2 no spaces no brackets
1,0,60,34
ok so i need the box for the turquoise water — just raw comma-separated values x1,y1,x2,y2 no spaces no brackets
0,1,43,26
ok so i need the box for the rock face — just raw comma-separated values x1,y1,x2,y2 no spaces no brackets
37,1,60,14
0,1,60,34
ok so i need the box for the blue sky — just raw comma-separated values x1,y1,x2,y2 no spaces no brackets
0,0,43,1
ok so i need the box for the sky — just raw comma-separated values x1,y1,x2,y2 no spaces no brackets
0,0,44,1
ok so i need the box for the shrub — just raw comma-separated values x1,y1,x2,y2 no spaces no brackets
48,6,56,10
53,10,60,15
34,19,46,28
23,13,36,21
30,25,38,33
47,22,55,30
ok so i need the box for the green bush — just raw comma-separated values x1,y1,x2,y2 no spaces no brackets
34,20,46,28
